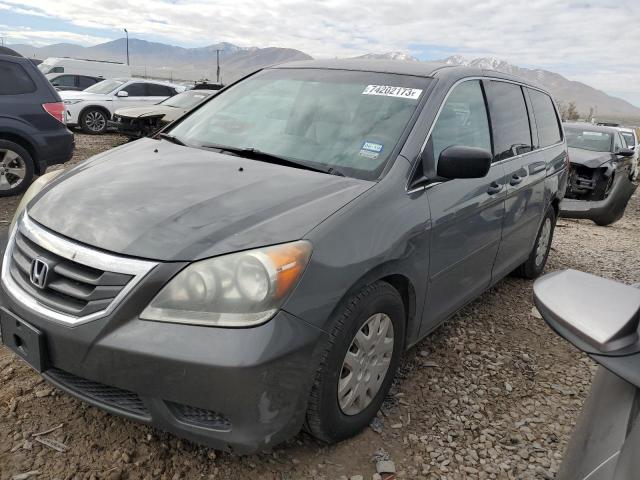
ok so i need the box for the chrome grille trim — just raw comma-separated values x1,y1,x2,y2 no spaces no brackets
1,214,158,327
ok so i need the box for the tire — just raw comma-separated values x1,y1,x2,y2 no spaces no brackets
0,140,35,197
514,207,556,279
80,108,108,134
305,281,405,443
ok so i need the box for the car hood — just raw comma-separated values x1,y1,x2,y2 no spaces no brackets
115,105,181,121
59,90,112,102
568,147,613,168
28,138,372,262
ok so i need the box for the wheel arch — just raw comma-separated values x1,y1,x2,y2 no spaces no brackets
79,104,112,122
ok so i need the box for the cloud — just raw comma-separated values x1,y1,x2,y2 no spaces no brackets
2,0,640,100
0,24,111,46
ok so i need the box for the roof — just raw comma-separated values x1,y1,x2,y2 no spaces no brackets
272,58,454,78
269,58,548,92
564,122,621,135
0,46,22,57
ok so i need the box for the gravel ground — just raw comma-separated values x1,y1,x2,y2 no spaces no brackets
1,133,639,480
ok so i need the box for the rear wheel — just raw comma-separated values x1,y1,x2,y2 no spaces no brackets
305,281,405,443
80,108,108,134
514,207,556,279
0,140,34,197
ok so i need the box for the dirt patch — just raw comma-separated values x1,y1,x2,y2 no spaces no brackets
1,134,638,479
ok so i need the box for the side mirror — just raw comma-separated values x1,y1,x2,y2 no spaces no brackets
436,146,492,179
116,90,129,98
617,148,635,157
534,269,640,388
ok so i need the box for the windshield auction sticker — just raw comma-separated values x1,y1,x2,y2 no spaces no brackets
362,85,422,99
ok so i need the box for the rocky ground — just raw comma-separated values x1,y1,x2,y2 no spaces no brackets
1,133,639,479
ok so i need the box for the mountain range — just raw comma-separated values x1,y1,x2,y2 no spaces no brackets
9,40,640,120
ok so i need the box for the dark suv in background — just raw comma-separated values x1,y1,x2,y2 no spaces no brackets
0,46,74,196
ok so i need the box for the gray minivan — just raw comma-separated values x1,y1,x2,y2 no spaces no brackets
0,59,568,453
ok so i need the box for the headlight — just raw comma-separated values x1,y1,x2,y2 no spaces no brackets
140,240,312,327
63,99,82,105
10,169,64,232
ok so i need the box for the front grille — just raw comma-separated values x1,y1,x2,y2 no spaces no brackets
9,230,133,317
166,401,231,431
47,368,150,417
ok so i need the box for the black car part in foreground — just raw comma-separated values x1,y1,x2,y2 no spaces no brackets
534,270,640,480
560,123,637,226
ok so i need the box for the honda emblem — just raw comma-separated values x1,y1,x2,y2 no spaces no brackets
30,258,49,289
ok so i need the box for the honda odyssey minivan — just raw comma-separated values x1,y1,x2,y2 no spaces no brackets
0,59,568,453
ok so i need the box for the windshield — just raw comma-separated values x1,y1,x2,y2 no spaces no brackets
169,69,429,180
162,90,212,109
621,132,636,148
565,127,613,152
84,79,125,94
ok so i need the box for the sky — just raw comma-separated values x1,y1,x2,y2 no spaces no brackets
1,0,639,106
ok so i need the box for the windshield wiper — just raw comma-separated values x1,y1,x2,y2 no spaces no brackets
198,143,344,176
157,132,186,146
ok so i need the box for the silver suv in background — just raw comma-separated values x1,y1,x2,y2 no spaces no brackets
1,60,567,453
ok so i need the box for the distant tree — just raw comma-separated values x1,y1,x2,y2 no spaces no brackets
566,101,579,121
557,101,569,121
585,107,595,123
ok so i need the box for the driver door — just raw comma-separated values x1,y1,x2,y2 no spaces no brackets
421,80,506,335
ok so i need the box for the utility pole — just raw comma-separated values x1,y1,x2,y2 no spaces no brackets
124,28,129,65
216,49,221,84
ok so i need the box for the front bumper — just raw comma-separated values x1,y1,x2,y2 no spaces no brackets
0,227,326,454
560,172,637,223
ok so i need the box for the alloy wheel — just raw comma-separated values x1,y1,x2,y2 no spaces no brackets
0,149,26,191
85,111,106,132
338,313,394,416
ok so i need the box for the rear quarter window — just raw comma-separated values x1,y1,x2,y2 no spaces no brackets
528,89,562,147
0,61,37,95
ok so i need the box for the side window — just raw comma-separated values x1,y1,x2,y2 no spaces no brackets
51,75,76,87
487,81,532,161
50,66,64,73
0,61,37,95
147,84,173,96
78,76,99,89
430,80,492,162
122,83,147,96
614,132,624,152
528,89,562,147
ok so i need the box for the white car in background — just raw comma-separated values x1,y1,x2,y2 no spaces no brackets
60,78,183,134
618,127,639,180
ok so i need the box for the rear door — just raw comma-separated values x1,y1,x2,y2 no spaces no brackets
421,79,506,334
488,80,547,278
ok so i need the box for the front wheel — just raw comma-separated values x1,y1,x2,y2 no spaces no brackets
305,281,405,443
514,207,556,279
80,108,108,134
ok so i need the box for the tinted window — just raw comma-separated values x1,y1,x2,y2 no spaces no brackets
431,80,492,161
50,66,64,73
528,89,562,147
488,81,532,160
0,61,36,95
122,83,147,96
51,75,76,87
147,84,174,96
78,76,99,89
